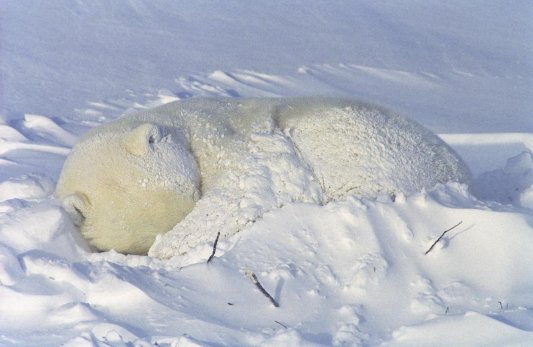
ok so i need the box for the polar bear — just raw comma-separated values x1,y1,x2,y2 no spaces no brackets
56,97,470,257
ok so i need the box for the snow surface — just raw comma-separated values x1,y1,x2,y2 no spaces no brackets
1,1,533,346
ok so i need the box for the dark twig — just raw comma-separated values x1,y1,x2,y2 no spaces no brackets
207,232,221,264
425,221,463,255
274,320,288,329
246,271,279,308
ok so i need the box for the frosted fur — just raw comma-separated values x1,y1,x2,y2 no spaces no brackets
56,122,201,254
55,97,470,257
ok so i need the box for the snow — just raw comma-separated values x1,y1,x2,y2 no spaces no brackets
1,1,532,346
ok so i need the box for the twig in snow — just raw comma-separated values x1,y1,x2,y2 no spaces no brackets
206,232,221,264
424,221,463,255
246,270,279,308
274,320,288,329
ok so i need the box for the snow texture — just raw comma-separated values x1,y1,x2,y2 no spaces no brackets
1,1,532,346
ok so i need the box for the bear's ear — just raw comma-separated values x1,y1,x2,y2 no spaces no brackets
125,123,162,156
63,192,89,227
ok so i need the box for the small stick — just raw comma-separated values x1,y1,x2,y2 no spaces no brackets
206,232,221,264
425,221,463,255
246,271,279,308
274,320,288,329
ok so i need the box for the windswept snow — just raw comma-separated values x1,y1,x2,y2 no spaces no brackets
1,1,533,346
2,1,532,132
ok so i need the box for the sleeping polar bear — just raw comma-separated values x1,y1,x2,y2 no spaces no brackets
56,97,470,258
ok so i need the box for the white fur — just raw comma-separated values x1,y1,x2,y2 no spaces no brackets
55,97,470,257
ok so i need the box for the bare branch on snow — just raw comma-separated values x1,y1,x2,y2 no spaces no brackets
246,270,279,308
274,320,288,329
425,221,463,255
207,232,221,264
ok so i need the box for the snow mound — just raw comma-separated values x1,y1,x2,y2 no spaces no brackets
0,174,54,202
384,311,533,347
2,171,533,346
473,151,533,209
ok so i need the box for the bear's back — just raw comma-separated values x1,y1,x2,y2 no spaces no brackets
274,98,470,198
128,97,470,198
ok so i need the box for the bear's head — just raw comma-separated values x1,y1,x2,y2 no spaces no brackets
56,122,201,255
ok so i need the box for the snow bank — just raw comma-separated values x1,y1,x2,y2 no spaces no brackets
473,151,533,209
1,179,533,346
